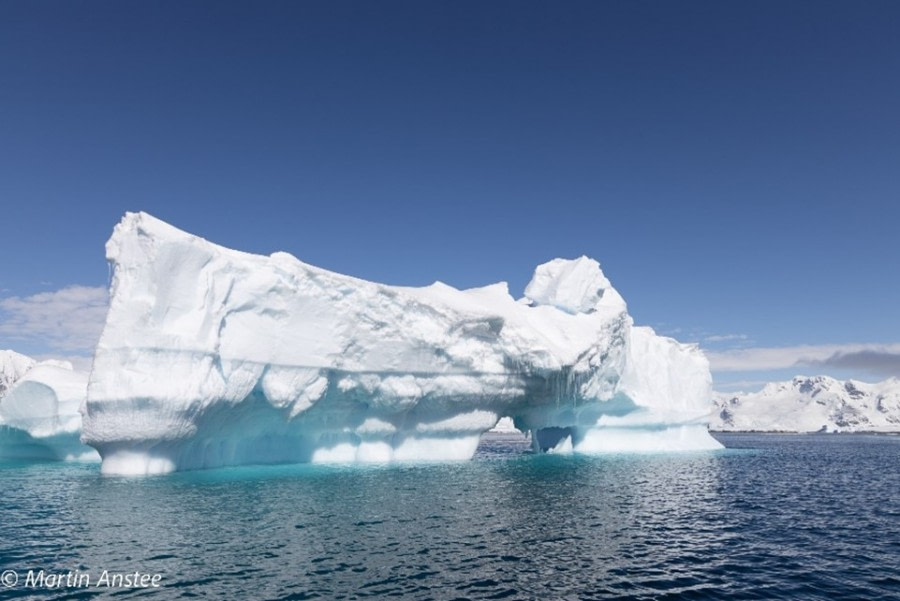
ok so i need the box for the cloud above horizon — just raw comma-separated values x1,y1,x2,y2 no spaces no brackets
707,342,900,377
807,350,900,375
702,333,750,344
0,286,108,354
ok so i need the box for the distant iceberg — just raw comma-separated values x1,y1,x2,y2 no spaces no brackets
0,353,98,461
82,212,721,475
489,417,522,434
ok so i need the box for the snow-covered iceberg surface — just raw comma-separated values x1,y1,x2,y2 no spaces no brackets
82,212,721,474
0,356,98,461
1,349,36,399
712,376,900,433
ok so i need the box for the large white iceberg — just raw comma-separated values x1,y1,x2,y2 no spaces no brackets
82,212,721,474
0,357,98,461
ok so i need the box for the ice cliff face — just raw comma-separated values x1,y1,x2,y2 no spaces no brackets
82,212,721,474
0,354,97,461
712,376,900,433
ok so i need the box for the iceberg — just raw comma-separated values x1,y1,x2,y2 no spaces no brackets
0,358,98,461
1,349,37,399
489,417,521,433
82,212,721,474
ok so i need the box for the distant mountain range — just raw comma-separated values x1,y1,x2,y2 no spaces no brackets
711,376,900,433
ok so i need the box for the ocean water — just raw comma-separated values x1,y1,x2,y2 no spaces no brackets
1,433,899,600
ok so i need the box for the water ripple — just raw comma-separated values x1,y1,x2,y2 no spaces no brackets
1,434,899,599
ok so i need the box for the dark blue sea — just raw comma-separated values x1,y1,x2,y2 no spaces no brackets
1,433,899,600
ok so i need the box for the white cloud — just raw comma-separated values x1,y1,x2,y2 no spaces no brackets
0,286,108,353
707,342,900,375
654,326,753,348
703,333,749,344
808,349,900,376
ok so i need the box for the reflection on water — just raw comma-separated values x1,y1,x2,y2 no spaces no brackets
1,433,898,599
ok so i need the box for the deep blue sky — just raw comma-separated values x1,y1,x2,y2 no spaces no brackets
1,1,898,386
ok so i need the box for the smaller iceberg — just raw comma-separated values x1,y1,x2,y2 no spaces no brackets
1,349,36,397
0,360,98,461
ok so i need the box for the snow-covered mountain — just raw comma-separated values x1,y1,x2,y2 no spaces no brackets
712,376,900,433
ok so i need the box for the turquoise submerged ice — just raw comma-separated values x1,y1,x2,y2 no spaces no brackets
82,212,721,475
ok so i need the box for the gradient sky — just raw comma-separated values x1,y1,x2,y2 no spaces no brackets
1,1,898,389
